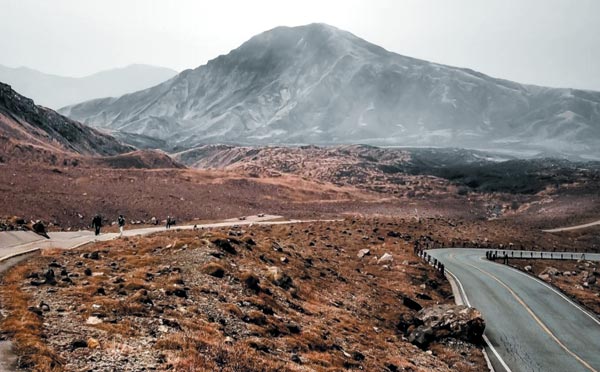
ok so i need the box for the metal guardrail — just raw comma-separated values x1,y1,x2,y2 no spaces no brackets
486,250,591,262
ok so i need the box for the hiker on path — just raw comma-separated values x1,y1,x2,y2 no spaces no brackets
92,215,102,236
118,215,126,237
166,216,171,230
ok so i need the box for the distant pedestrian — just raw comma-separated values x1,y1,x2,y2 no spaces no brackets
118,214,126,237
92,214,102,236
166,216,171,230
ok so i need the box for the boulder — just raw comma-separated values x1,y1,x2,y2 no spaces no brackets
524,265,532,272
409,304,485,348
538,274,550,281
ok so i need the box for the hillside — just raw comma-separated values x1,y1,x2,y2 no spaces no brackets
174,144,600,195
0,82,133,163
61,23,600,157
0,64,177,109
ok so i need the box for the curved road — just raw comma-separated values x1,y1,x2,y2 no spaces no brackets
428,248,600,372
543,219,600,233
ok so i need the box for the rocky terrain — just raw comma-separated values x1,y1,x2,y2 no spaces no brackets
61,23,600,158
509,257,600,316
0,219,488,371
0,64,177,109
175,144,600,195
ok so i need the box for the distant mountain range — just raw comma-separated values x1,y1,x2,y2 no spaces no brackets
0,64,177,109
59,23,600,158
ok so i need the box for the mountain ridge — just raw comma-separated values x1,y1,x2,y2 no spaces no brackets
59,23,600,157
0,64,178,109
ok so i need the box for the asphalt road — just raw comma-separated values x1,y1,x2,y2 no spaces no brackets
428,248,600,372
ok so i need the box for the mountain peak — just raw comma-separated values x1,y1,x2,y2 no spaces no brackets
60,24,600,157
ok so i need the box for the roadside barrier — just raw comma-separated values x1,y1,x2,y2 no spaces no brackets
485,250,587,263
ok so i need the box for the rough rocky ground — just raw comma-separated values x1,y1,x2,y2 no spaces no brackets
0,219,488,372
509,257,600,316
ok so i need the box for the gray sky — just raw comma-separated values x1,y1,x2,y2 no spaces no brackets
1,0,599,90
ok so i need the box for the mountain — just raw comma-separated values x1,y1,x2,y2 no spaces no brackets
0,82,134,163
59,24,600,157
0,64,177,109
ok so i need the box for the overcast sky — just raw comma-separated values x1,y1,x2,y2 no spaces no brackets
1,0,599,90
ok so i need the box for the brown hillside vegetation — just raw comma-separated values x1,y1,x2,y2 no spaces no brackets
0,219,487,371
0,161,490,230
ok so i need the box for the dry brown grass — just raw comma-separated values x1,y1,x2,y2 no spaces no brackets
1,218,491,371
0,261,64,371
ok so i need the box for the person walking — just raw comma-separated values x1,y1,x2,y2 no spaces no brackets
166,216,171,230
92,214,102,236
118,214,126,237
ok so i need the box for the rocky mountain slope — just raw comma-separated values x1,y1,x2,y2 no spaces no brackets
175,144,600,195
0,82,134,163
0,64,177,109
61,23,600,157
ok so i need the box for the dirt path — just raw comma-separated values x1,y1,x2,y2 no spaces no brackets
542,219,600,232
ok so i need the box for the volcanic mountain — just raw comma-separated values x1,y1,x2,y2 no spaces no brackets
0,82,134,163
60,23,600,157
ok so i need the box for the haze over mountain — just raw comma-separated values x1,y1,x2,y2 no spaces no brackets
60,24,600,158
0,64,177,109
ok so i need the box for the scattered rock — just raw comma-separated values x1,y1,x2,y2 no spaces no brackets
541,267,560,276
171,288,188,298
538,274,550,281
44,269,57,285
86,316,103,325
70,340,88,350
403,296,422,311
416,293,432,301
266,266,294,290
377,253,393,264
213,238,237,254
357,249,370,259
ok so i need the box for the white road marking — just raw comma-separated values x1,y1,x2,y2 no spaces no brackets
444,261,512,372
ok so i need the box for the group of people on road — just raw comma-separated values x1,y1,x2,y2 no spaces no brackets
91,214,126,237
91,214,176,236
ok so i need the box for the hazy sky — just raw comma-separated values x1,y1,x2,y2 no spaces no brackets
1,0,599,90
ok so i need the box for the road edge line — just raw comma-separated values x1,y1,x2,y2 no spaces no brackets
0,247,40,262
486,258,600,327
444,267,510,372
